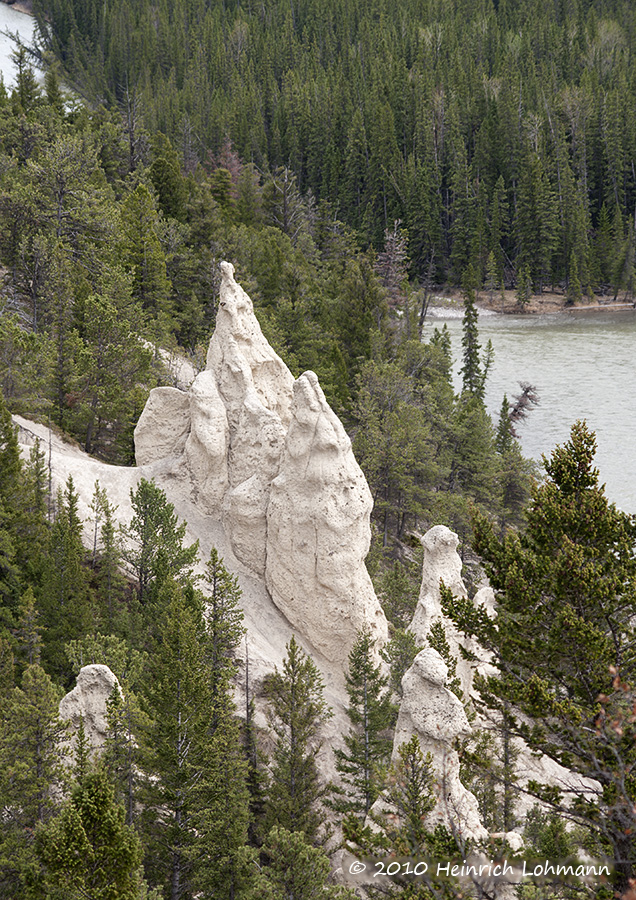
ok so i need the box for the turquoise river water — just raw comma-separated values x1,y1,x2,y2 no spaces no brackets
426,307,636,513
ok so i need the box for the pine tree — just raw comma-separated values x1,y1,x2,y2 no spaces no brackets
485,250,499,303
263,636,331,842
344,736,459,898
443,421,636,891
334,629,396,819
374,220,409,307
103,685,146,829
379,736,437,856
460,273,484,400
40,476,92,678
140,578,251,899
14,587,43,668
203,547,245,709
257,827,357,900
120,184,172,324
139,581,208,897
10,45,39,113
89,483,126,633
515,263,532,307
0,664,67,897
123,478,198,608
380,629,422,698
37,768,148,900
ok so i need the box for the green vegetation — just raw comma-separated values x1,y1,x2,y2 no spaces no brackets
2,0,636,893
28,0,636,299
444,421,636,893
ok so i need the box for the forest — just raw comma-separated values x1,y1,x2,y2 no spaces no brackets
1,0,636,896
27,0,636,298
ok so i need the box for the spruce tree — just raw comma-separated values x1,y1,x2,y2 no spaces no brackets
460,273,484,400
344,736,459,898
140,578,251,899
263,636,331,842
40,476,92,679
443,421,636,890
203,547,245,709
139,581,208,897
258,827,357,900
103,685,147,829
334,629,396,818
123,478,198,609
37,768,148,900
0,664,67,897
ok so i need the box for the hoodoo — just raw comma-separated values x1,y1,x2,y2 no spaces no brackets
134,262,388,660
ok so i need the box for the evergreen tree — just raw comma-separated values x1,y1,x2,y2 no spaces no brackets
515,263,532,307
10,45,39,113
140,578,251,899
40,476,92,679
344,735,459,898
203,547,245,709
380,629,422,698
37,768,148,900
0,664,67,897
263,636,331,842
123,478,198,608
257,827,357,900
334,629,396,819
443,421,636,891
120,184,172,325
14,587,43,668
379,736,437,857
139,581,208,897
91,483,126,633
460,275,484,400
104,686,146,828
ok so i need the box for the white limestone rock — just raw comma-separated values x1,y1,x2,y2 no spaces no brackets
185,369,229,514
59,664,122,754
207,261,295,427
204,263,292,570
410,525,477,696
266,371,388,662
411,525,467,632
132,263,389,657
227,388,286,488
134,386,191,466
390,648,487,841
224,474,270,574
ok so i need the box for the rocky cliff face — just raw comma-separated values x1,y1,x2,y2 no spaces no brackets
134,261,388,662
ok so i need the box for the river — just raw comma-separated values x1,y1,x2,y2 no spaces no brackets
426,307,636,513
0,2,35,85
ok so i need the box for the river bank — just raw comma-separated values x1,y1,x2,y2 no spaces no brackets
0,0,33,16
429,286,636,316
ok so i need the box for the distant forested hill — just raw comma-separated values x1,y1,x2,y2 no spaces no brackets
32,0,636,293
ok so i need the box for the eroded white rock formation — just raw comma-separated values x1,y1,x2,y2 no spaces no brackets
59,664,121,755
390,647,488,841
266,371,388,662
133,262,387,661
410,525,478,695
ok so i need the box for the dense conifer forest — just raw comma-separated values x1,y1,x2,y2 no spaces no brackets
1,0,636,896
29,0,636,296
